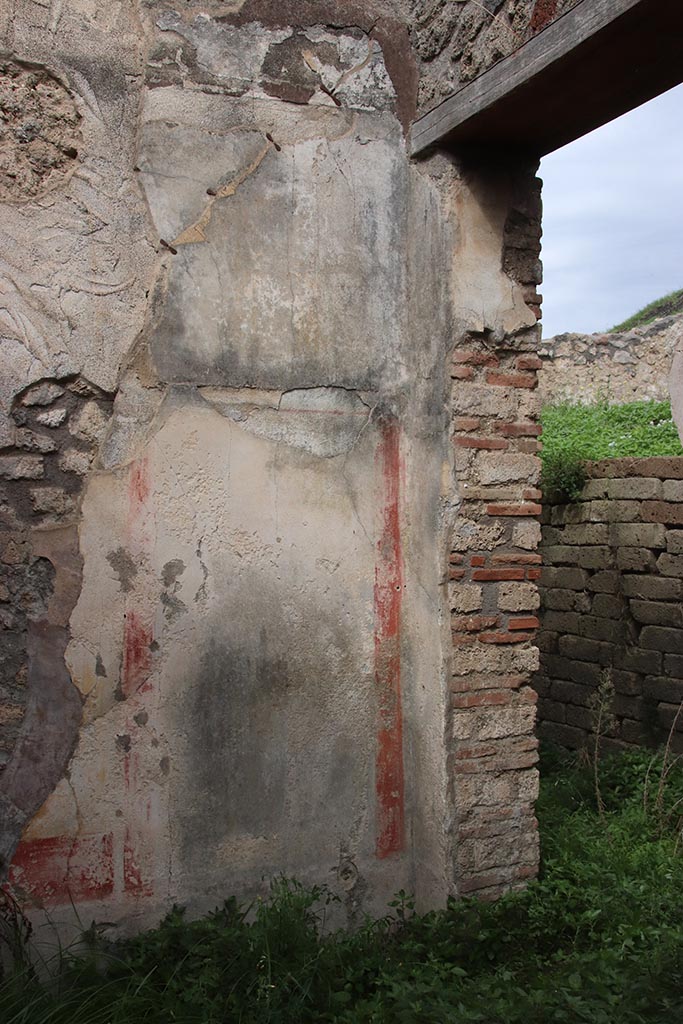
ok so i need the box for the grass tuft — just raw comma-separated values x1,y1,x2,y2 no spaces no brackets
541,398,682,500
609,288,683,333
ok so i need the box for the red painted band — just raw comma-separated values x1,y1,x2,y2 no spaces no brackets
373,418,405,859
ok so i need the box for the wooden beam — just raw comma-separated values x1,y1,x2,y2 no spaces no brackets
411,0,683,157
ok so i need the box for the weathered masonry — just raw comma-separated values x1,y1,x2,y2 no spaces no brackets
1,0,683,936
535,458,683,753
538,314,683,407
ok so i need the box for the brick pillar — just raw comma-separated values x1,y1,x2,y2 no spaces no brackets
448,162,543,898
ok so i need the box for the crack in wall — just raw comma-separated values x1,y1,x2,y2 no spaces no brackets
171,139,273,246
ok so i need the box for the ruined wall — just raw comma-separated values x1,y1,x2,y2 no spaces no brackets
410,0,581,114
535,458,683,753
538,314,683,406
1,0,543,932
447,158,542,897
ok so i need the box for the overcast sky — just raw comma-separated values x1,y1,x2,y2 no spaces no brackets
539,82,683,339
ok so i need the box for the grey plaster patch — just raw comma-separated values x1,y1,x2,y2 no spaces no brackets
162,559,186,588
106,547,138,594
161,559,187,621
161,591,188,622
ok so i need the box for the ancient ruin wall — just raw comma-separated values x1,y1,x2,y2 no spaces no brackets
538,314,683,406
410,0,581,114
447,159,543,897
1,0,543,931
535,458,683,752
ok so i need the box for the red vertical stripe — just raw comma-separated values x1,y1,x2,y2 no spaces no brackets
374,418,405,858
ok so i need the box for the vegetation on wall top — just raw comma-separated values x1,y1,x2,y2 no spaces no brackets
541,398,683,500
609,288,683,333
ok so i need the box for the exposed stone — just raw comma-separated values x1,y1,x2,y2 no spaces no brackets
21,382,65,407
29,488,75,518
450,583,483,612
14,429,57,453
451,518,505,551
499,582,540,612
413,0,579,114
58,449,93,476
658,554,683,578
477,452,541,485
0,61,80,202
36,408,68,428
539,314,683,406
668,531,683,554
629,600,682,628
68,402,110,446
537,458,683,754
0,456,44,480
622,574,682,601
512,520,541,549
581,477,662,501
640,626,683,654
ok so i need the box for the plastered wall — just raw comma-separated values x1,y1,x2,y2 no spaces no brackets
1,0,544,934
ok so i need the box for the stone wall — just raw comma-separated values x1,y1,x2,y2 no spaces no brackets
538,314,683,406
0,0,543,934
448,158,543,897
410,0,580,114
535,458,683,753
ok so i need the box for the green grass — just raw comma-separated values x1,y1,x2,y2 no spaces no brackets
541,398,683,500
3,747,683,1022
610,288,683,333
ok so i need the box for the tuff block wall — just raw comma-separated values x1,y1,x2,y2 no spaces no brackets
1,0,543,934
535,458,683,753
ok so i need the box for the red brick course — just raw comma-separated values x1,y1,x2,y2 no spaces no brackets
486,371,538,389
495,421,542,437
486,503,542,517
455,436,509,450
453,351,499,366
472,568,526,581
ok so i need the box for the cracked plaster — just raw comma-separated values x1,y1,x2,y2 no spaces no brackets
0,0,542,932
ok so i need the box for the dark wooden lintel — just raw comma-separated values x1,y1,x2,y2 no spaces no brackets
411,0,683,157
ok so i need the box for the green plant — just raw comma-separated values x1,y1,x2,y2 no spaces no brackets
0,885,33,979
541,398,683,502
610,288,683,333
587,669,617,817
4,749,683,1023
540,448,586,502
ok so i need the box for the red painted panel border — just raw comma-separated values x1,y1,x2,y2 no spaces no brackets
374,418,405,858
9,833,114,905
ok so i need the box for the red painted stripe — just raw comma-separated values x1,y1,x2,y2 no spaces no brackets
10,833,114,905
122,610,153,697
128,455,150,521
123,823,154,897
374,418,405,859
